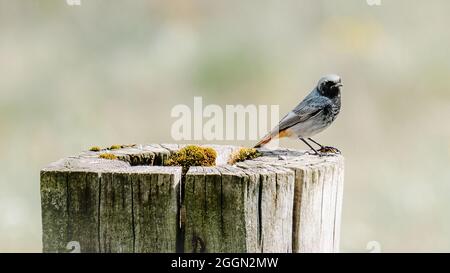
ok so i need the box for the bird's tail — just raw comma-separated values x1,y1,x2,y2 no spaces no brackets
254,133,273,148
254,128,291,148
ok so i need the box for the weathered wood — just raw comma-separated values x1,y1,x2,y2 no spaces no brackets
40,144,344,253
183,165,295,253
40,156,129,253
41,171,68,253
238,149,345,253
132,167,181,252
260,165,294,253
99,171,133,253
67,171,100,252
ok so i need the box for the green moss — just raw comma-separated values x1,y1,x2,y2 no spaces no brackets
164,145,217,174
99,153,117,160
109,144,122,150
109,144,136,150
89,146,101,152
228,147,261,165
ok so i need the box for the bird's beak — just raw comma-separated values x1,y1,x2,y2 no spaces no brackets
334,83,343,88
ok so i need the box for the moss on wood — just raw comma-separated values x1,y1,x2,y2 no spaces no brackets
228,147,261,165
164,145,216,174
99,153,118,160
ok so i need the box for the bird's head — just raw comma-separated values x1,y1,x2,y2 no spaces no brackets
317,74,343,98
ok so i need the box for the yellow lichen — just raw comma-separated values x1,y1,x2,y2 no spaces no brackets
164,145,217,174
89,146,101,152
228,147,261,165
109,144,122,150
109,144,136,150
99,153,117,160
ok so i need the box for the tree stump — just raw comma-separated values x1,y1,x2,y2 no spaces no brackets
40,144,344,253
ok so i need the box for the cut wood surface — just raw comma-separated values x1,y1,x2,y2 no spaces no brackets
41,144,344,253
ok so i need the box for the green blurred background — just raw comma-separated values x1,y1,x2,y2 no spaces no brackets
1,0,450,252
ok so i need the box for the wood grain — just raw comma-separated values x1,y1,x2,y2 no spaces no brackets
40,145,343,253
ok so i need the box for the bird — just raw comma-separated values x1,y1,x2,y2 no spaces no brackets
254,74,342,156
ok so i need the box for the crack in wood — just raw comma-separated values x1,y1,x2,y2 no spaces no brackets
40,144,343,253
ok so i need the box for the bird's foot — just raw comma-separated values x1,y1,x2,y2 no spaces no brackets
305,147,340,157
318,146,341,154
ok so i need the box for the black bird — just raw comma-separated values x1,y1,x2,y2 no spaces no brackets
254,74,342,155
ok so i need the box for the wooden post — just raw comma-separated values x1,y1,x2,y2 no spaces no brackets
40,144,344,253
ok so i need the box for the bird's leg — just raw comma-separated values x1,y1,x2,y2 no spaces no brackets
307,138,324,148
308,137,341,154
300,138,321,156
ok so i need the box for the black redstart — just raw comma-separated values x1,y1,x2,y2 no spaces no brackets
254,74,342,155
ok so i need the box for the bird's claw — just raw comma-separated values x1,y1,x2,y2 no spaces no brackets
318,146,341,155
305,147,340,157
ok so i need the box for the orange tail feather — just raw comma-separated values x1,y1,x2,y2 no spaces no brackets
254,135,273,148
254,129,292,148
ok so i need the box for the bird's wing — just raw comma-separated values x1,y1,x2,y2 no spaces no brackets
254,95,330,148
276,96,331,133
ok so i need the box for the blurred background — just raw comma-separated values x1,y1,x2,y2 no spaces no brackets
1,0,450,252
